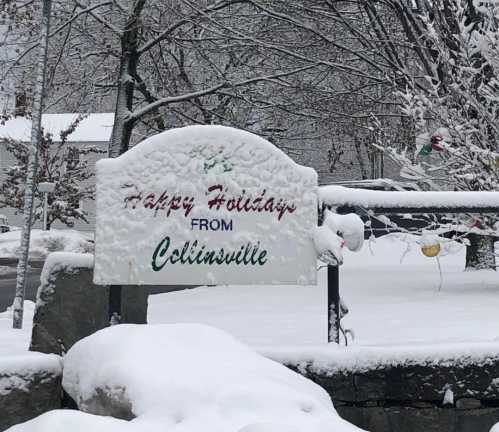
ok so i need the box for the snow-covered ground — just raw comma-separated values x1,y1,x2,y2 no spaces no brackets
0,229,93,259
1,234,498,432
0,300,35,356
149,234,499,348
0,266,16,276
1,234,497,357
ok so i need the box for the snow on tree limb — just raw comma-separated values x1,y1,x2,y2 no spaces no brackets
128,64,316,123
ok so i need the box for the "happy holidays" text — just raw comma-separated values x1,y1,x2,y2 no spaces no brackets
122,183,296,221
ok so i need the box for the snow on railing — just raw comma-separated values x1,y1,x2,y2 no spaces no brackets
320,185,499,213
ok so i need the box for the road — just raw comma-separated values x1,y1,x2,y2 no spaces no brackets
0,270,42,311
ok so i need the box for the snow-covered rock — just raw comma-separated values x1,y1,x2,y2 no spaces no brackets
0,352,62,431
39,252,94,288
31,253,147,355
56,323,362,432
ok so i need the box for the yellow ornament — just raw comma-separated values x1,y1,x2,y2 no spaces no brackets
421,242,441,257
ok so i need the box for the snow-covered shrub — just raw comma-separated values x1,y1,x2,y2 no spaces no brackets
370,1,499,270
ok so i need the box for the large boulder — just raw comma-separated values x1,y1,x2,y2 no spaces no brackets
0,354,62,431
30,253,147,355
55,323,362,432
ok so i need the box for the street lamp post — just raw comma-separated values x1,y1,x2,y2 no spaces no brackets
38,182,55,230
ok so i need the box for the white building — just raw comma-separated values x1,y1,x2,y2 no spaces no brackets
0,113,114,232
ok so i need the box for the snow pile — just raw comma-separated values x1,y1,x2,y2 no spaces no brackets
44,324,360,432
0,301,35,356
0,229,93,259
0,266,16,276
314,210,364,266
325,212,364,252
6,411,132,432
313,225,345,265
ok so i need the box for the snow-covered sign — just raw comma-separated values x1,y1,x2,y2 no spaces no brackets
93,125,318,285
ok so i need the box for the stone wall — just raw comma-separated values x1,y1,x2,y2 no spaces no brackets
338,405,499,432
288,361,499,432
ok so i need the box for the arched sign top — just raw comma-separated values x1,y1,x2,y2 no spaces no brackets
101,125,316,176
94,125,318,286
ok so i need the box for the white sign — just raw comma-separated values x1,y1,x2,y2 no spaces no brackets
93,125,318,285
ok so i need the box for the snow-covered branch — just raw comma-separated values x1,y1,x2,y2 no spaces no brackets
128,64,316,123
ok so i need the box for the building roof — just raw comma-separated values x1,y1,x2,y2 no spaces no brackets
0,113,114,143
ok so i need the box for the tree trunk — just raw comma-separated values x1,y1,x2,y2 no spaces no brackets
465,234,496,271
353,136,368,180
12,0,52,329
108,1,146,327
109,6,143,158
109,45,137,158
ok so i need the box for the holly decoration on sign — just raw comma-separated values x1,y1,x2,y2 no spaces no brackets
189,145,234,173
418,134,444,156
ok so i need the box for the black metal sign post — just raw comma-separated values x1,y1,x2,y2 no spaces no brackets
109,285,122,324
319,202,341,344
327,264,340,343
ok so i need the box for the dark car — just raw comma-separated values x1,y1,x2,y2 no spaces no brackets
0,215,10,233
